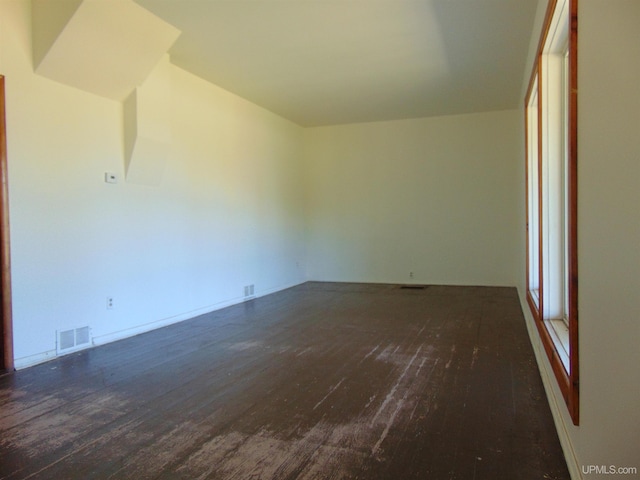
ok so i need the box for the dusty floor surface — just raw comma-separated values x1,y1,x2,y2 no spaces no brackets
0,282,569,479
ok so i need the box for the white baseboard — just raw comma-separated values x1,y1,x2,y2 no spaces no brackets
14,349,57,370
15,280,306,370
518,288,582,480
92,280,305,346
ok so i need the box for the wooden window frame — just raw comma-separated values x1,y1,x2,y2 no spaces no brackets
525,70,540,317
525,0,579,425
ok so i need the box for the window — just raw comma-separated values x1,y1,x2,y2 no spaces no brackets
526,73,540,309
525,0,578,425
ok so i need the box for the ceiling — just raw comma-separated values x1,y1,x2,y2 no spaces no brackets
133,0,538,127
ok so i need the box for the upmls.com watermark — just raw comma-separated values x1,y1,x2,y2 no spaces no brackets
582,465,638,475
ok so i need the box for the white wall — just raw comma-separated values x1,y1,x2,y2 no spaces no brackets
303,111,523,286
1,0,306,368
518,1,640,478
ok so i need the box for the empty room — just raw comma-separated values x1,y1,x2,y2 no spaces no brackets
0,1,638,479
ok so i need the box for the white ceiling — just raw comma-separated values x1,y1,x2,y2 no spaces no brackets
133,0,538,127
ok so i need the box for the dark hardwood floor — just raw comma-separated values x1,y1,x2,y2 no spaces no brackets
0,282,569,479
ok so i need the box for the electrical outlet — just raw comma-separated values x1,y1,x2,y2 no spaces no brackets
409,272,414,279
106,297,114,309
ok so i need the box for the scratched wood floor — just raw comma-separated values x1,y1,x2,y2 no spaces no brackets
0,282,569,480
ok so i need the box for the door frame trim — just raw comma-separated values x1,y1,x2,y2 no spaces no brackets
0,75,14,373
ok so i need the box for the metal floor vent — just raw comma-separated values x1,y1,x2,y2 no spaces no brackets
57,326,91,354
400,285,428,290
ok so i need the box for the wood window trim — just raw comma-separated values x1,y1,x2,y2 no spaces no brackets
525,65,541,321
524,0,579,425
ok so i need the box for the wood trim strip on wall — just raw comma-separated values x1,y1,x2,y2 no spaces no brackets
0,75,14,373
567,0,579,424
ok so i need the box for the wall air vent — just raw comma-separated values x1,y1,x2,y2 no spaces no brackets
244,284,255,298
57,326,91,355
